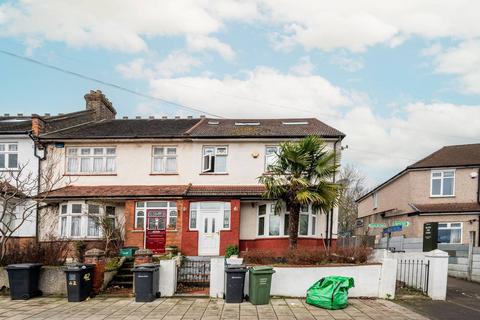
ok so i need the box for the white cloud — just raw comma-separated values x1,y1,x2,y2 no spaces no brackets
0,0,257,53
186,35,235,61
330,52,364,72
289,56,315,76
431,40,480,94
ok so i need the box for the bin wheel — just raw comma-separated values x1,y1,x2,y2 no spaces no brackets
156,292,161,298
37,290,43,297
245,295,249,301
21,294,29,300
222,293,225,300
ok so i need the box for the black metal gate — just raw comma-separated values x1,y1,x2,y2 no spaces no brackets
176,258,211,294
396,259,430,295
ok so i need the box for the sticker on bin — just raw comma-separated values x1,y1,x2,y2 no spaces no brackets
84,273,91,281
259,278,268,285
68,280,77,286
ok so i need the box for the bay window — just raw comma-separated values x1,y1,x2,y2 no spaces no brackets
152,146,177,174
257,203,318,237
59,202,116,238
66,147,116,174
431,170,455,197
202,146,228,173
438,222,462,244
0,143,18,170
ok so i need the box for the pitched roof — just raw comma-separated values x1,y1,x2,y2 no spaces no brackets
39,117,345,140
411,202,480,214
42,184,266,200
408,144,480,169
0,117,34,133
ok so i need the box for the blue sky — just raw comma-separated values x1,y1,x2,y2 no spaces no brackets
1,1,479,186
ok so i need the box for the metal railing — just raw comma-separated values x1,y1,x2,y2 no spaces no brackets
176,258,211,294
397,259,430,295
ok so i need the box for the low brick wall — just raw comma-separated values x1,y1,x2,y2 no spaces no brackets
0,266,67,295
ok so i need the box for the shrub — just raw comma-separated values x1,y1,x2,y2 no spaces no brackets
105,257,122,271
1,240,69,266
75,241,87,261
225,245,239,258
242,246,372,265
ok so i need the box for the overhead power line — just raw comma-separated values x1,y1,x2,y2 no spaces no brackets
0,49,224,118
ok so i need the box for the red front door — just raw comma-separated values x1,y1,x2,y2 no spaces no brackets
146,209,167,254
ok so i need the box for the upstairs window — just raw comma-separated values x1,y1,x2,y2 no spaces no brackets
0,143,18,170
66,147,116,174
372,192,378,209
431,170,455,197
202,146,228,173
152,146,177,174
265,146,280,172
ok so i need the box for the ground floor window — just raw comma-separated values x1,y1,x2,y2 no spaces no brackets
135,201,178,230
58,202,116,239
438,222,462,244
257,203,318,237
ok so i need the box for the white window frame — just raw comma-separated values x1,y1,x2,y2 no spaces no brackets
438,222,463,244
201,146,228,174
372,192,378,209
430,169,455,197
65,146,116,174
0,142,19,170
151,146,178,174
256,203,318,238
135,201,178,230
188,202,231,231
58,202,116,239
265,145,280,172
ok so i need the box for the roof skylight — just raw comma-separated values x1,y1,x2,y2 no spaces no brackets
234,122,260,126
282,121,309,125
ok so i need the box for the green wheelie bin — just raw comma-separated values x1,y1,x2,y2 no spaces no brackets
248,266,275,305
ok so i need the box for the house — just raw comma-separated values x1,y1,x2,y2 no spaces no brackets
356,144,480,246
37,92,345,256
0,90,116,246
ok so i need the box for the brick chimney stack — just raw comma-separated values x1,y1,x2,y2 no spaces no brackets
84,90,117,120
30,114,46,136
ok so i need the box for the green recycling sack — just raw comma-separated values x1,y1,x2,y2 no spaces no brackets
306,276,354,310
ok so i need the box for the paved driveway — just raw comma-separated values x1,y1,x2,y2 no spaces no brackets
0,296,427,320
396,277,480,320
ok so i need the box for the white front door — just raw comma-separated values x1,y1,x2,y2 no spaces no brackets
198,203,223,256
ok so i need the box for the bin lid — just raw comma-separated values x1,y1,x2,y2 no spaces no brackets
225,265,247,273
63,263,95,271
5,263,42,270
249,266,275,274
121,246,139,250
131,263,159,271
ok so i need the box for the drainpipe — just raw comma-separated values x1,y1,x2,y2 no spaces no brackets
327,136,342,247
28,132,46,243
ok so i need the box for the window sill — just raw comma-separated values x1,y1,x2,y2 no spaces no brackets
199,173,229,175
429,195,455,198
150,173,179,176
131,229,145,233
0,169,20,172
64,173,117,176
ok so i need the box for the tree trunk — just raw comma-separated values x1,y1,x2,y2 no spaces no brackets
288,205,300,249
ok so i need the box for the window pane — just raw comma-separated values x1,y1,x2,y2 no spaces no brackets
190,210,197,229
166,147,176,155
444,171,454,177
451,229,461,243
106,157,115,172
0,154,5,168
93,148,103,155
443,177,454,195
88,217,99,237
215,155,227,172
147,202,167,207
72,204,82,213
216,147,227,155
88,205,100,214
258,216,265,235
93,157,104,172
269,214,281,236
61,205,68,214
106,206,115,216
136,202,145,208
80,158,91,172
166,157,177,173
451,223,461,228
223,210,231,229
81,148,91,155
438,223,447,228
154,147,164,155
284,214,289,235
60,217,67,237
67,148,77,155
203,147,214,155
71,217,81,236
106,148,116,155
67,157,77,173
8,144,17,151
169,216,177,229
8,154,18,168
299,214,309,235
431,179,441,195
136,217,144,229
169,202,177,208
0,144,4,151
432,172,442,177
311,215,316,235
153,158,164,172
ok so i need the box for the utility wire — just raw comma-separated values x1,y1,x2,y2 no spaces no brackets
0,49,224,118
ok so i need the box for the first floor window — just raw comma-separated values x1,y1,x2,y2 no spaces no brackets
438,222,462,244
431,170,455,196
265,146,280,172
257,203,317,237
202,146,228,173
66,147,116,174
0,143,18,170
152,146,177,173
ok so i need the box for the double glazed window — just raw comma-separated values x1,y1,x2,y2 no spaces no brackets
265,146,280,172
257,203,317,237
202,146,228,173
0,143,18,170
66,147,116,174
152,146,177,174
431,170,455,197
59,203,116,238
135,201,178,229
438,222,462,244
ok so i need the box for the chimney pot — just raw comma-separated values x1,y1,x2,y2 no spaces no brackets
84,90,117,119
174,116,180,119
149,116,155,119
4,113,10,117
162,116,167,119
44,113,50,117
187,116,193,119
200,115,206,118
122,116,128,119
135,116,141,119
17,113,23,116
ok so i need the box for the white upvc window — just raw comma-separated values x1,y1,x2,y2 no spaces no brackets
202,146,228,173
257,203,318,237
188,202,231,230
438,222,462,244
152,146,177,174
0,143,18,170
66,147,116,174
372,192,378,209
265,146,280,172
431,169,455,197
135,201,178,230
58,202,116,239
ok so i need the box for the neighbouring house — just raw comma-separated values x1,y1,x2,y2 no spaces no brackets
37,92,345,257
356,144,480,246
0,90,116,246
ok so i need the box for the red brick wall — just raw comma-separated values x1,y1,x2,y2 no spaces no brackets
180,200,198,256
124,200,144,249
239,238,336,255
165,200,183,249
219,199,240,256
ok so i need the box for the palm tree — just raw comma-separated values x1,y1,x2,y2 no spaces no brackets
259,136,340,249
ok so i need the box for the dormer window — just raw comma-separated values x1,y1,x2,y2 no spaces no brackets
431,170,455,197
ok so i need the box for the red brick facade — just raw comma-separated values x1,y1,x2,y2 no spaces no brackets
239,238,335,255
123,200,144,249
180,200,199,256
219,199,241,256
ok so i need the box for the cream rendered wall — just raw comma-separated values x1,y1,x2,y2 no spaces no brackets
46,139,338,186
